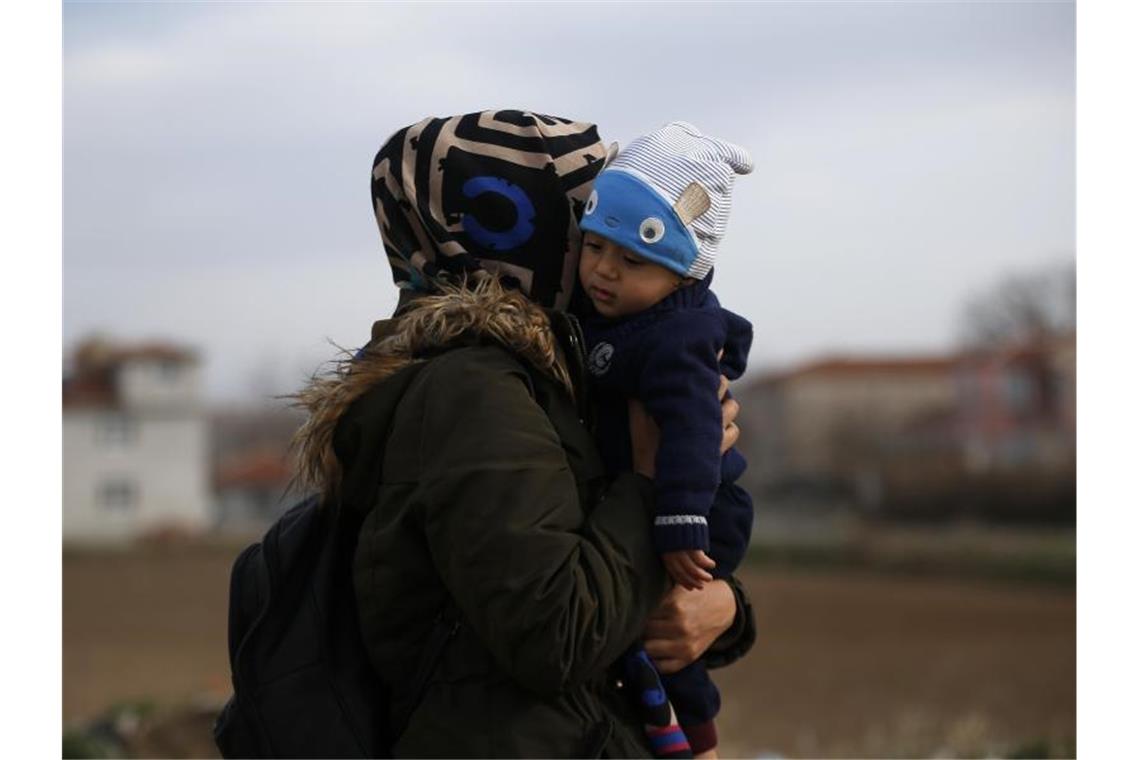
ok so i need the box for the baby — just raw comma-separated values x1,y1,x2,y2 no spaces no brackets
576,122,755,759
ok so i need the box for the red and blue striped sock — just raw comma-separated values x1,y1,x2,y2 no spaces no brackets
623,648,693,758
646,708,693,759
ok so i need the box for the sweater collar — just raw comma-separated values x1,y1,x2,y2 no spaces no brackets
658,269,713,311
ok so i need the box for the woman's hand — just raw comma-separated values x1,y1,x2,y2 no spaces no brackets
717,374,740,454
629,397,660,478
641,580,736,674
629,370,742,478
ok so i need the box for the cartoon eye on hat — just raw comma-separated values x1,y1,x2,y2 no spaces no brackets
584,189,599,216
639,217,665,244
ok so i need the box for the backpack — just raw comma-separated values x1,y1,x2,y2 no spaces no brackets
213,493,391,758
214,361,450,758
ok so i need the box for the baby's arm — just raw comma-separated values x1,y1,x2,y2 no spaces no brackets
638,314,729,577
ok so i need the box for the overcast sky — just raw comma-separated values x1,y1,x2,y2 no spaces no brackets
63,1,1074,403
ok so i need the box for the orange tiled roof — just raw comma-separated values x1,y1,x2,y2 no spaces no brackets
113,344,197,363
61,376,118,408
757,355,958,385
63,337,198,409
215,449,294,490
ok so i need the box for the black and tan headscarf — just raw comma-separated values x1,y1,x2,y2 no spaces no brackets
371,110,608,311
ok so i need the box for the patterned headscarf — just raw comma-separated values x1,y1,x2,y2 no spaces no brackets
371,110,608,311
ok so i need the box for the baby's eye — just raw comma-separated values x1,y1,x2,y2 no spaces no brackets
622,255,644,267
639,217,665,244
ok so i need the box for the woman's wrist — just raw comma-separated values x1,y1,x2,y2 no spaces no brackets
709,580,744,648
707,579,737,637
704,575,756,669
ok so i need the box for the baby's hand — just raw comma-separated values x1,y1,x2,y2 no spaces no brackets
662,550,716,591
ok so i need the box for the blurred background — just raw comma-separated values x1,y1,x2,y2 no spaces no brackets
62,2,1075,758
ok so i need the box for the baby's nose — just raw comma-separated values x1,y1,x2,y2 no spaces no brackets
596,256,618,275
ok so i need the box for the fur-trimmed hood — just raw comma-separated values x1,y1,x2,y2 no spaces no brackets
291,280,577,497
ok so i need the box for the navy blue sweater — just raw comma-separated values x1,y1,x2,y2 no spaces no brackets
580,275,753,555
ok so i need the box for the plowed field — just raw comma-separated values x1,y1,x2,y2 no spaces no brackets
63,544,1074,757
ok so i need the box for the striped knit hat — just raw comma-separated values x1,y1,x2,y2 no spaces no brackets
580,121,752,280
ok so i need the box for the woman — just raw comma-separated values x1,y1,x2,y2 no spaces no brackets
293,110,755,757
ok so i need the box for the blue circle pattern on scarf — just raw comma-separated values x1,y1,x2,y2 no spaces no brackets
461,176,537,252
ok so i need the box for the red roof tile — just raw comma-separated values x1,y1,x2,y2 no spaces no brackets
757,355,958,385
63,337,198,409
215,449,294,490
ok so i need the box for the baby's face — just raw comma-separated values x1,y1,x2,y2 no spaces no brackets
578,232,683,318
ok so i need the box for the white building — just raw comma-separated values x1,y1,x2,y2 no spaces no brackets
63,338,213,543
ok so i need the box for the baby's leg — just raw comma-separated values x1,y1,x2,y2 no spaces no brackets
622,646,693,758
661,661,720,756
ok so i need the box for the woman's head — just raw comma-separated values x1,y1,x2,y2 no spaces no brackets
371,110,608,311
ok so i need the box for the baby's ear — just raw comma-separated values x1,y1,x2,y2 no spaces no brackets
674,182,711,225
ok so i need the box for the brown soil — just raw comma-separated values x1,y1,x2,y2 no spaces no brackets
63,544,238,723
63,544,1075,758
715,570,1075,758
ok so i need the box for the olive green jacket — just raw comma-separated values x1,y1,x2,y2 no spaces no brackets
308,286,750,757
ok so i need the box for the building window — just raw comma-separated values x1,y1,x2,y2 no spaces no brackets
96,415,136,446
98,479,138,512
956,371,980,411
158,359,182,382
1004,372,1034,413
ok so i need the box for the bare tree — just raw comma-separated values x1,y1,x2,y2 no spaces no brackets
960,260,1075,348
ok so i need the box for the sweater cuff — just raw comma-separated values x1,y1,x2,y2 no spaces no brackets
653,515,710,553
681,719,718,755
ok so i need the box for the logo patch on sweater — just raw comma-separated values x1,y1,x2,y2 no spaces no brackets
587,342,615,376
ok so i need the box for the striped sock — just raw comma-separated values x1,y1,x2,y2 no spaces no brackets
646,705,693,759
622,648,693,758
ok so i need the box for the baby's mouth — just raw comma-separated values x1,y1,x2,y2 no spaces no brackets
589,285,616,303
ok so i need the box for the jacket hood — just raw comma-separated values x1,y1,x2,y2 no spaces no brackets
290,280,574,497
372,110,607,311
